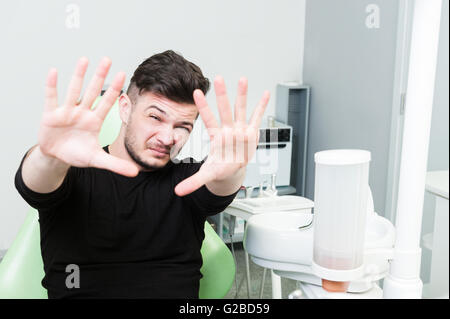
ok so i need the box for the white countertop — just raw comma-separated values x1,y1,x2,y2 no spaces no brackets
426,170,449,199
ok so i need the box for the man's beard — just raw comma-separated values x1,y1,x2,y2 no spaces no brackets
124,134,165,171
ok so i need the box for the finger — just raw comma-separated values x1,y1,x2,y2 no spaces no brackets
234,77,248,124
249,90,270,128
94,72,126,120
45,68,58,112
235,130,249,165
174,169,214,197
80,57,112,110
90,150,139,177
214,76,233,127
64,57,89,106
193,89,219,138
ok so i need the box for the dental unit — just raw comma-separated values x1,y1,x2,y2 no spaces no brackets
234,0,443,299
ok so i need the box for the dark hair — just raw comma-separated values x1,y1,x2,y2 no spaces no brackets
127,50,210,105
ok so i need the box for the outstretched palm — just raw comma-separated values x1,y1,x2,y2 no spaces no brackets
174,76,270,196
39,57,138,177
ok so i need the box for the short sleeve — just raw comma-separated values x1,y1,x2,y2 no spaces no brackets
14,148,75,211
173,158,239,217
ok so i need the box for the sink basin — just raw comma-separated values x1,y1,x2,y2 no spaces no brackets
244,211,314,267
243,210,395,292
365,213,396,249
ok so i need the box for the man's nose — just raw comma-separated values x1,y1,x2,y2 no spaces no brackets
156,127,175,147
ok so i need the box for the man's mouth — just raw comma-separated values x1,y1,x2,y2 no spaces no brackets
149,147,170,156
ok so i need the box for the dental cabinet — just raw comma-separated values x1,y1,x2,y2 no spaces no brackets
275,83,310,197
242,121,294,189
422,170,449,298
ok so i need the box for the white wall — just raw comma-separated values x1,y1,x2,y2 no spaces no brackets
302,0,400,215
0,0,306,249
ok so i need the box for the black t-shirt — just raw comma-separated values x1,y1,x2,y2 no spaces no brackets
14,145,238,299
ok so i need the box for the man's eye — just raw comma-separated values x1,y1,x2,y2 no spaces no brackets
177,127,190,132
150,115,160,121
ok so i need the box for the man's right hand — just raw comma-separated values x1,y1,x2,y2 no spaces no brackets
38,57,139,177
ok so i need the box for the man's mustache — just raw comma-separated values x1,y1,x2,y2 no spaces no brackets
146,143,184,158
148,144,171,154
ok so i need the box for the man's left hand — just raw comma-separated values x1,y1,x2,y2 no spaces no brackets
174,76,270,197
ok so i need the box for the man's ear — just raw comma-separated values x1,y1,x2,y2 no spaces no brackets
119,94,132,125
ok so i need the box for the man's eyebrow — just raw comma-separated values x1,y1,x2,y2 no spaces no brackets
145,105,166,115
178,121,194,128
146,105,194,128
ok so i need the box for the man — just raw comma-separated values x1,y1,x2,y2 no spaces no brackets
15,50,269,298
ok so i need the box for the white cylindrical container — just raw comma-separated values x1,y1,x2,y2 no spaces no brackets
311,150,371,289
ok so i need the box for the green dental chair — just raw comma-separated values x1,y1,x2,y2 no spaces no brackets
0,98,235,299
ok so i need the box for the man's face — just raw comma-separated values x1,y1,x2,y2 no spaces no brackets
123,92,198,171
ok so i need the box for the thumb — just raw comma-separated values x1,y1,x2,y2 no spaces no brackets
90,150,139,177
174,168,214,197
